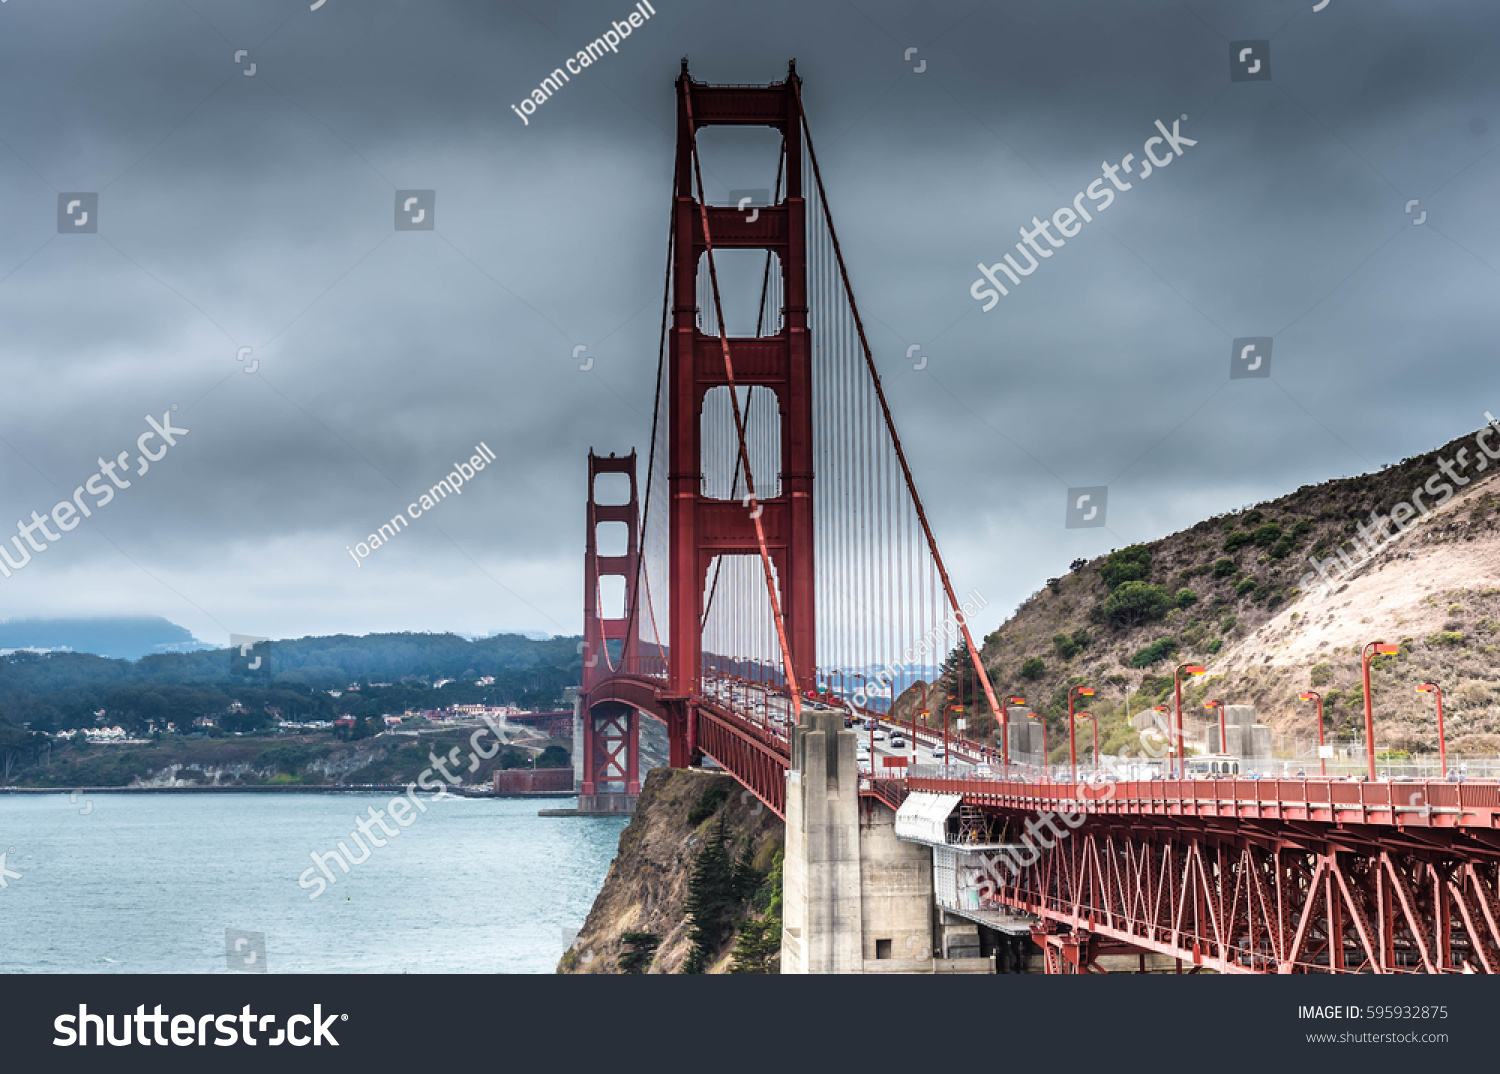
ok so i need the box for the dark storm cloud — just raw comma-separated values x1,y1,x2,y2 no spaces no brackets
0,0,1496,644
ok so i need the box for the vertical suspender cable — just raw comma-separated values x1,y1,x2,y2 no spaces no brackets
795,80,1003,732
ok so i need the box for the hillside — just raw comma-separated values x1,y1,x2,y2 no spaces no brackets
0,616,208,661
898,423,1500,766
558,768,782,974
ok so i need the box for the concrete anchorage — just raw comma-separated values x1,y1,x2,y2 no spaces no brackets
781,708,966,973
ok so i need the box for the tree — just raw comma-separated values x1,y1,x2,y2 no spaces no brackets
537,745,571,768
682,817,737,973
1019,657,1046,680
618,932,660,974
730,838,761,901
1099,545,1152,590
729,919,780,974
1102,582,1171,629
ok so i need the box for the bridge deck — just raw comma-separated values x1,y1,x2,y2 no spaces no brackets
905,774,1500,834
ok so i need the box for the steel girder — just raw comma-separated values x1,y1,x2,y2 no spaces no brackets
985,818,1500,974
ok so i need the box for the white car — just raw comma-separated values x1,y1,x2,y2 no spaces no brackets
872,729,886,741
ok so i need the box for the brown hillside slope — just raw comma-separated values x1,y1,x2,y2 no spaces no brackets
897,424,1500,764
557,767,782,974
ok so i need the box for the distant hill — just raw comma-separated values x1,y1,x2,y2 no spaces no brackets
898,423,1500,762
0,617,209,661
0,630,584,736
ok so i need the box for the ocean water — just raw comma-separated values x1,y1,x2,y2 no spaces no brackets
0,793,626,973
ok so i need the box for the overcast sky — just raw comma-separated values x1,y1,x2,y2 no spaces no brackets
0,0,1496,648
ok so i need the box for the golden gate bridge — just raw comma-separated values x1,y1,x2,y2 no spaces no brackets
575,61,1500,975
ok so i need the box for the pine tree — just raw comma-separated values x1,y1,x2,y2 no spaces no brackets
618,931,660,974
730,837,761,901
681,816,735,973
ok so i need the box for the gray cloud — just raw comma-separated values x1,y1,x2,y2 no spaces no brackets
0,0,1497,647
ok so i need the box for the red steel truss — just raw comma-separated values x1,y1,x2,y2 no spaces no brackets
911,775,1500,973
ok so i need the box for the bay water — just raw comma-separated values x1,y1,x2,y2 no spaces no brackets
0,793,625,973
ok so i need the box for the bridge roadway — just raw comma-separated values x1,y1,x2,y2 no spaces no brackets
682,679,1500,973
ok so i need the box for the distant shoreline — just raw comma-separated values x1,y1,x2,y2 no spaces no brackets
0,785,576,799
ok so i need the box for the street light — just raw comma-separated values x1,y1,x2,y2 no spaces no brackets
1068,685,1095,782
1299,691,1326,777
943,694,956,768
912,680,930,766
1031,714,1048,780
1204,699,1226,756
1000,695,1025,768
1360,641,1399,780
1151,705,1171,775
1173,664,1206,779
1077,711,1097,776
1417,682,1447,779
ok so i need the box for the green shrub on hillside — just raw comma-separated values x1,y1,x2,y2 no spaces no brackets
1102,582,1172,629
1128,638,1179,668
1235,578,1257,597
1175,588,1198,609
1224,531,1254,553
1252,523,1284,549
1206,639,1222,655
1099,545,1153,590
1309,663,1333,687
1211,558,1235,578
688,781,731,826
1019,657,1046,680
1052,633,1080,659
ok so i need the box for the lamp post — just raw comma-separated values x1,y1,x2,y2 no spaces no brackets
1068,685,1095,782
1360,641,1399,780
1417,682,1447,779
1173,664,1206,779
1077,711,1097,776
1000,695,1025,768
912,680,929,766
1204,699,1226,756
943,694,955,767
1151,705,1171,776
1299,691,1326,777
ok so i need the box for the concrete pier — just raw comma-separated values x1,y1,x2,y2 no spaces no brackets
780,707,943,973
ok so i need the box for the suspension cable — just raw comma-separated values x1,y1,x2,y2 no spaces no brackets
794,79,1002,732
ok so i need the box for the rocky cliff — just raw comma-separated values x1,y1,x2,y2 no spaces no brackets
558,766,782,974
